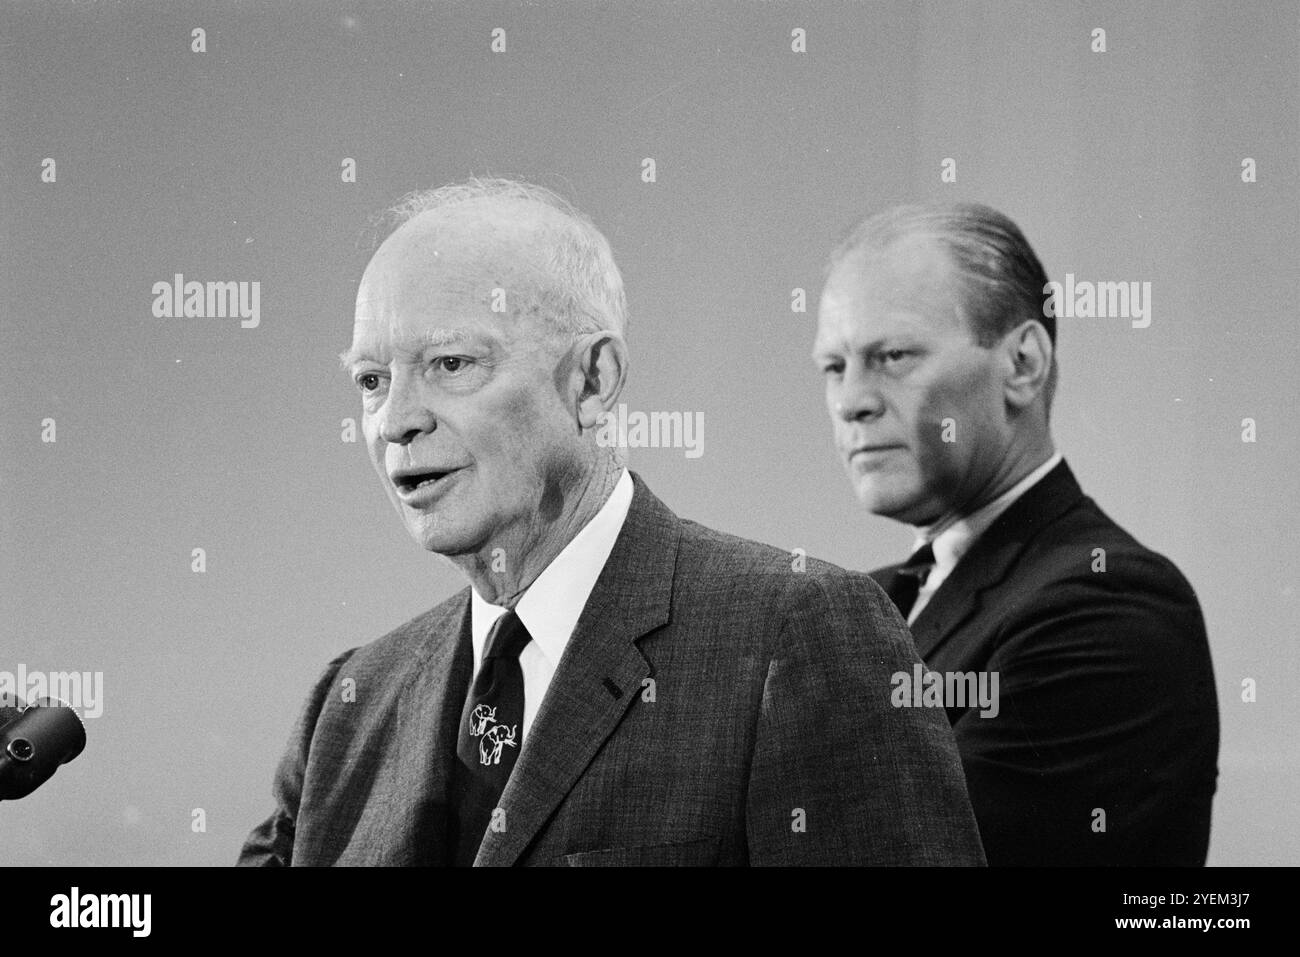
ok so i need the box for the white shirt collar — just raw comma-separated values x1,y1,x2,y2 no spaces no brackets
912,451,1063,577
470,469,634,667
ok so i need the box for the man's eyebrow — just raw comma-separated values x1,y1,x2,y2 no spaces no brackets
811,337,857,360
338,345,374,372
410,328,474,351
812,336,899,363
338,328,477,372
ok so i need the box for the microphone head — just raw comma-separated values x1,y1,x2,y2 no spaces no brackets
0,697,87,800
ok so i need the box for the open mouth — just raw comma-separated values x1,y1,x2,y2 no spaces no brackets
393,470,454,494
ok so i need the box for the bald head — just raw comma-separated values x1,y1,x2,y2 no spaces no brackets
340,179,631,580
361,179,627,340
357,200,566,347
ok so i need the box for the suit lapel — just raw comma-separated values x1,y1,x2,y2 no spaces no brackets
907,461,1084,660
376,591,473,866
423,593,474,865
474,472,678,866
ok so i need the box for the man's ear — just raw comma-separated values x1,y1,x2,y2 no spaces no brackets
571,331,629,430
1003,320,1053,411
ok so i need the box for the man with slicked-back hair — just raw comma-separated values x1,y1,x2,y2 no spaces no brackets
813,202,1219,865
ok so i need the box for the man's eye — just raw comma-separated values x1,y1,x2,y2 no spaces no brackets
357,372,383,392
433,356,470,373
882,350,909,363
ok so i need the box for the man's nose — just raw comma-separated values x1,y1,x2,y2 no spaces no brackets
376,374,437,445
833,368,885,422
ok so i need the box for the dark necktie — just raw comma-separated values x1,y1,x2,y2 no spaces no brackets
451,609,532,866
886,543,936,620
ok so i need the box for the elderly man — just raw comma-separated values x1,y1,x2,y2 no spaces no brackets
238,179,984,866
813,202,1220,865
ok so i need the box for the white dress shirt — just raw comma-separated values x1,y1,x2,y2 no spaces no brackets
468,469,634,742
907,452,1063,624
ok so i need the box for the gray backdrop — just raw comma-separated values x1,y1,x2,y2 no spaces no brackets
2,0,1296,865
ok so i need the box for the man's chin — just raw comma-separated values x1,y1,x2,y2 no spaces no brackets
403,515,482,557
852,479,928,524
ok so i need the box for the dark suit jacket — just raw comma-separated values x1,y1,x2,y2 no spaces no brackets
239,473,985,866
871,460,1219,866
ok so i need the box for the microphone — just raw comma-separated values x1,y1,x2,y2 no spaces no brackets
0,696,87,801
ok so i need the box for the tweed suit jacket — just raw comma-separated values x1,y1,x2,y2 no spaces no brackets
239,473,986,866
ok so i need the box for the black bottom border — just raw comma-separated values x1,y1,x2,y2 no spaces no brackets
7,865,1285,942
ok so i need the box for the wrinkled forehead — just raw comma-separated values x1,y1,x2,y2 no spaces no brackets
817,236,967,340
355,201,560,325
